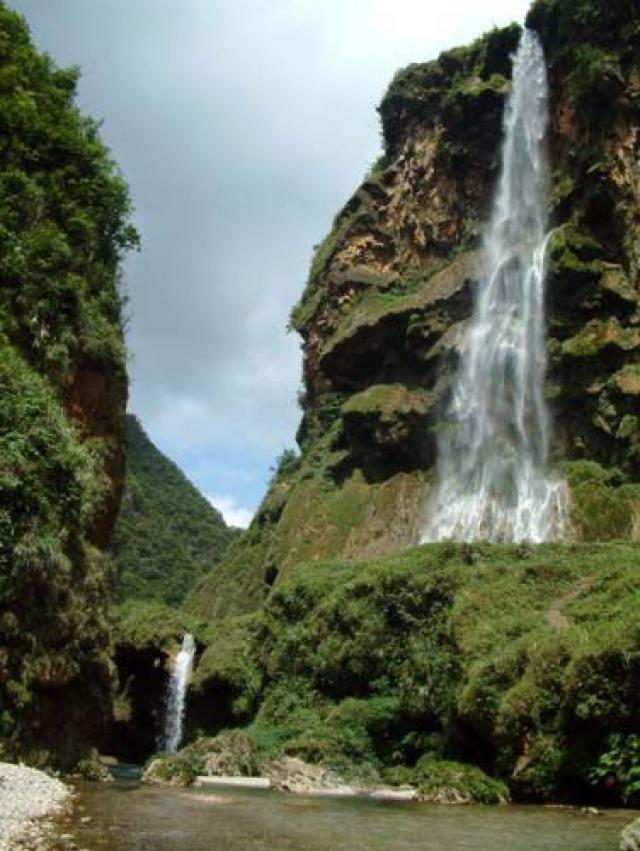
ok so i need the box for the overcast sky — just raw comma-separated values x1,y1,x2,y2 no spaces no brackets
10,0,530,527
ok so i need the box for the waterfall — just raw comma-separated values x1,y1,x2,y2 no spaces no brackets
162,633,195,753
422,29,569,544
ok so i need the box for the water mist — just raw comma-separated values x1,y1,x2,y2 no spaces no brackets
422,29,569,544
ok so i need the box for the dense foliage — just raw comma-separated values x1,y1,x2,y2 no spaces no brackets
182,542,640,803
0,2,137,765
110,415,239,606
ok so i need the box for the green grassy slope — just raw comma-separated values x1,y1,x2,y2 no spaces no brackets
181,542,640,804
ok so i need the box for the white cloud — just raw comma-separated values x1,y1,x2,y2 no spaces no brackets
11,0,531,512
207,493,254,529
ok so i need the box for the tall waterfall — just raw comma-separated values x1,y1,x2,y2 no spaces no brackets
422,29,568,544
162,633,195,753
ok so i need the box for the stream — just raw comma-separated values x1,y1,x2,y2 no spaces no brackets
61,778,636,850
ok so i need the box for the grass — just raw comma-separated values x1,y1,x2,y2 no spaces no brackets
182,542,640,803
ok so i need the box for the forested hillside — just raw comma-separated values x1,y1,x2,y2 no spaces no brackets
110,415,239,606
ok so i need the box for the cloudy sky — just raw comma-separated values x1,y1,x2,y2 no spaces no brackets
10,0,530,527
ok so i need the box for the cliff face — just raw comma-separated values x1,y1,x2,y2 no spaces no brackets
0,5,137,765
187,0,640,621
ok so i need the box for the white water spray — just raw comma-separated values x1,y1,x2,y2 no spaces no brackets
422,29,569,544
162,633,195,753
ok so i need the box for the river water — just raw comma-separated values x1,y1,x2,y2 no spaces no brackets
63,780,635,850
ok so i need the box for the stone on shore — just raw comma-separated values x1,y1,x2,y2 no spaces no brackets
621,817,640,851
0,762,70,850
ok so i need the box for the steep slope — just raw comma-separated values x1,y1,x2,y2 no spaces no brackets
110,415,239,606
183,542,640,804
187,0,640,622
0,4,137,765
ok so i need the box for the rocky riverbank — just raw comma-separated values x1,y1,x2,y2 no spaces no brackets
621,817,640,851
0,763,70,851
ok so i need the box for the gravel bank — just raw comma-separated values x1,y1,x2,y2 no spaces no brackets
0,763,70,850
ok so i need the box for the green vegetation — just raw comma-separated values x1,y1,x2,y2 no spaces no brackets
384,757,508,803
527,0,638,122
113,599,207,650
110,415,239,606
175,543,640,803
0,2,137,766
0,6,137,383
569,46,623,113
527,0,639,62
379,24,520,157
562,461,640,542
0,338,113,765
589,733,640,804
112,2,640,811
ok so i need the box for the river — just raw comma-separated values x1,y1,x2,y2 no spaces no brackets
62,779,636,850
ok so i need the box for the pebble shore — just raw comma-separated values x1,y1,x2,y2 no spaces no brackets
0,763,70,851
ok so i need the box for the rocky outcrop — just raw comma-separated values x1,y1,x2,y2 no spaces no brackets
187,0,640,621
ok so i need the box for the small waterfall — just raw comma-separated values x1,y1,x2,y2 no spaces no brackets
422,29,569,544
162,633,195,753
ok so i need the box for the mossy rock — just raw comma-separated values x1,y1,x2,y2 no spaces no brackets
143,754,198,787
190,615,262,726
74,753,111,782
199,730,258,777
416,758,508,804
561,318,640,359
600,266,638,305
340,384,435,471
113,599,205,651
384,756,508,803
564,461,640,541
318,252,479,385
379,23,520,156
609,365,640,396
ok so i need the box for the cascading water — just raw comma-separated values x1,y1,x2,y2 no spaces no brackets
162,633,195,753
422,29,569,544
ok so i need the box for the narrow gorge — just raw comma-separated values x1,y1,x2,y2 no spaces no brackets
1,0,640,846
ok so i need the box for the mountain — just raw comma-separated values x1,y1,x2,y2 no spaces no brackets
186,0,640,622
0,2,137,766
110,415,239,607
146,0,640,806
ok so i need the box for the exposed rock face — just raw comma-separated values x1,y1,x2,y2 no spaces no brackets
63,361,127,550
187,1,640,620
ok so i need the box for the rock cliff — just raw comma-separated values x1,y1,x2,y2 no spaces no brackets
0,4,137,765
186,0,640,621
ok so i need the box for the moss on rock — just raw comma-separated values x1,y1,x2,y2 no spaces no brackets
561,319,640,359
